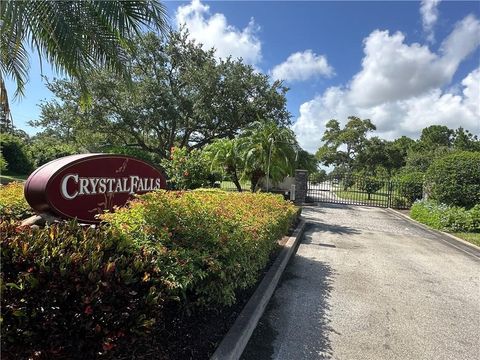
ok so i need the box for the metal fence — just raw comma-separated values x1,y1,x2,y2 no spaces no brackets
219,180,251,192
306,173,422,209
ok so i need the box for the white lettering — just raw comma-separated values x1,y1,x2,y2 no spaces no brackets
129,176,139,194
98,178,107,193
79,178,90,195
89,178,100,194
114,180,123,192
106,178,115,193
60,175,162,199
61,174,79,200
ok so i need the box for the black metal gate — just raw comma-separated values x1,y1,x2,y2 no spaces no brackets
306,173,422,209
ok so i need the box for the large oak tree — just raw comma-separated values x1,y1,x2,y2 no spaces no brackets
32,31,291,161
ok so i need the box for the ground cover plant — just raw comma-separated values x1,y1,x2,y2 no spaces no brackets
410,200,480,238
1,189,298,359
0,182,33,220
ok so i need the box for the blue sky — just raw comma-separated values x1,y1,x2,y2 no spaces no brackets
5,0,480,153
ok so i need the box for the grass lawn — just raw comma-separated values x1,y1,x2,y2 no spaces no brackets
451,232,480,247
334,189,389,205
220,180,251,191
0,172,28,184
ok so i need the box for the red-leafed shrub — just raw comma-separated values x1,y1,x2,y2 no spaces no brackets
1,189,298,358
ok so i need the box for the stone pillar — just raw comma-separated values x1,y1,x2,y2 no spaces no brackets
294,170,308,205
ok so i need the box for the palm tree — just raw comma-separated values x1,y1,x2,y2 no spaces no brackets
239,120,297,192
0,0,168,100
203,138,244,192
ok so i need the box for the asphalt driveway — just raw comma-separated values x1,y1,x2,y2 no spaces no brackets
242,204,480,360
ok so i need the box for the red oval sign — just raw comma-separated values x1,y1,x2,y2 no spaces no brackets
24,154,167,223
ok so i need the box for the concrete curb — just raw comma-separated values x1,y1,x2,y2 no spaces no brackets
210,219,306,360
385,208,480,257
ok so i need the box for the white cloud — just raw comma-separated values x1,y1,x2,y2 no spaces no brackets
293,15,480,153
348,15,480,108
271,50,334,82
175,0,262,66
293,67,480,153
420,0,441,43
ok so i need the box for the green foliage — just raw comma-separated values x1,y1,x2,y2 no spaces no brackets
296,149,318,173
0,133,33,174
203,138,244,192
425,151,480,208
32,31,291,160
356,175,383,200
0,182,33,220
28,135,79,167
404,147,450,173
0,152,7,172
239,120,297,191
102,145,160,165
2,190,297,358
316,116,376,173
1,0,168,98
453,127,480,151
419,125,454,149
309,170,327,184
1,221,167,358
411,200,480,233
393,171,424,205
161,147,211,190
103,190,298,306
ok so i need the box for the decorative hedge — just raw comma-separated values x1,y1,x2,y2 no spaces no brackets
410,200,480,233
425,151,480,208
1,189,298,358
0,182,33,220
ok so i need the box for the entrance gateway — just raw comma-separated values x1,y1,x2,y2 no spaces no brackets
304,173,420,209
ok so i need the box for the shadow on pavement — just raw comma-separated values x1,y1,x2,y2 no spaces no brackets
301,222,361,237
241,253,337,360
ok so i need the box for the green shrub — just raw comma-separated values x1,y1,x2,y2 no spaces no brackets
0,182,33,220
0,152,7,172
1,221,167,358
393,171,424,206
28,138,78,167
103,190,298,306
391,195,407,209
411,200,480,233
357,176,382,200
161,147,212,189
0,133,33,175
1,190,297,358
425,151,480,208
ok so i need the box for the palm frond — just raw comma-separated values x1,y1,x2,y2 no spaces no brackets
0,0,169,98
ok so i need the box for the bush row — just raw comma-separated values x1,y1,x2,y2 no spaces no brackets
425,151,480,209
410,200,480,233
1,189,298,358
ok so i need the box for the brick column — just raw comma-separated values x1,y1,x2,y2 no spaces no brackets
294,170,308,205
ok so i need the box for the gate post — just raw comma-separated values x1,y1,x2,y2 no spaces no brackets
294,170,308,205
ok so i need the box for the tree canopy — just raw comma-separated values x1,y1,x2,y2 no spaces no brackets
316,116,376,173
31,31,291,160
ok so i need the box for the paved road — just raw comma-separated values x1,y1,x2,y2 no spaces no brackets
242,204,480,360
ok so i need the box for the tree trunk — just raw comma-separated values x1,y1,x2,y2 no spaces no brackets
250,169,264,192
231,171,243,192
